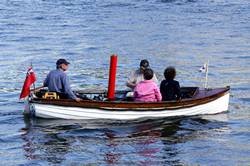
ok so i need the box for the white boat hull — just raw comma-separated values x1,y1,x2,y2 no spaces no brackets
27,93,230,120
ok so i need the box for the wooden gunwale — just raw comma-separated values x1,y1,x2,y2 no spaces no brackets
30,87,230,111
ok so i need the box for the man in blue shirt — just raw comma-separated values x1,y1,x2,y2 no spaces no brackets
43,59,81,102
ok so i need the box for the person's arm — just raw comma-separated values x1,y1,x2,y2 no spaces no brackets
175,81,181,100
133,84,138,97
154,85,162,102
160,81,165,101
62,74,78,100
126,71,136,89
152,73,159,85
126,82,136,89
133,84,141,101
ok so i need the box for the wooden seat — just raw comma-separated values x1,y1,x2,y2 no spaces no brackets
42,92,60,99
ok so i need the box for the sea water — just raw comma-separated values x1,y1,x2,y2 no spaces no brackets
0,0,249,165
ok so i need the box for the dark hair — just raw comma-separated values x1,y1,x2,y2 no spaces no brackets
140,59,149,69
164,66,176,80
144,68,154,80
56,59,70,69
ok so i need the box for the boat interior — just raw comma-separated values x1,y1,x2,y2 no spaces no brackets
33,87,199,102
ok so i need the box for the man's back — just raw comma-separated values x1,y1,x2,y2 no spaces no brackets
44,69,76,99
44,69,65,92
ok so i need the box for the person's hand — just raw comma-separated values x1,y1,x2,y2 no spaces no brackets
75,97,82,102
126,82,136,89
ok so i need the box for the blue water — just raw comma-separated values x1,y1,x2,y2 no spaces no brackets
0,0,250,165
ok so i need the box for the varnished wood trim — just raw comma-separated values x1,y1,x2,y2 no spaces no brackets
31,87,230,111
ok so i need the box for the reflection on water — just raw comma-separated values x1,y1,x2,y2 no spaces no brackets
21,114,229,165
1,0,250,165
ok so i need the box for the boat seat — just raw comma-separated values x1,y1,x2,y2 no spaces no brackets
42,92,60,99
180,87,199,99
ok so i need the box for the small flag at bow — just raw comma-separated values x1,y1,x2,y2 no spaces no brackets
199,63,208,73
20,66,36,99
199,61,209,89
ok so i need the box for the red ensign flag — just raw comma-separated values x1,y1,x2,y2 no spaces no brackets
20,66,36,99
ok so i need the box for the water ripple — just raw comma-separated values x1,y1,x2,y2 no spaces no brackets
0,0,250,165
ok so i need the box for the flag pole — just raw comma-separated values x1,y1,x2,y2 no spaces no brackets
31,62,36,91
204,60,209,89
20,63,37,99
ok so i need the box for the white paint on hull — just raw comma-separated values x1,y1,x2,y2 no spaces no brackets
30,93,229,120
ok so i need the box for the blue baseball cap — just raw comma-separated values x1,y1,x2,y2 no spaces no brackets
56,59,70,65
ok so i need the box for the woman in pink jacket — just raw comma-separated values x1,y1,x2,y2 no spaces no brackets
133,68,162,102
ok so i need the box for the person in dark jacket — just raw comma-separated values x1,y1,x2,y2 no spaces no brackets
160,67,181,101
43,59,81,102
